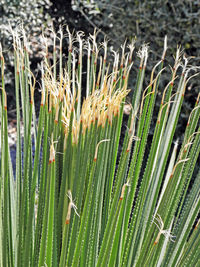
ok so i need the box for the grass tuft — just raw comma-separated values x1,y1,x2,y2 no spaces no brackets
0,26,199,267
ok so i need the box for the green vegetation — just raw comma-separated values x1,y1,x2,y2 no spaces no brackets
0,27,200,267
0,0,51,103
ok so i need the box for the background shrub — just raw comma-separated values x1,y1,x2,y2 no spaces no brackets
0,0,51,108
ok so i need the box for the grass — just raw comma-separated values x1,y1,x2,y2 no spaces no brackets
0,26,200,267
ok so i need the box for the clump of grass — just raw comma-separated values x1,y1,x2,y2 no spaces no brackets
0,26,200,267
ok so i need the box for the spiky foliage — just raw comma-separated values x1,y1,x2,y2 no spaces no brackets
0,27,199,267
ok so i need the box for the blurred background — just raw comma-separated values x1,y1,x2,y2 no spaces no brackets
0,0,200,135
